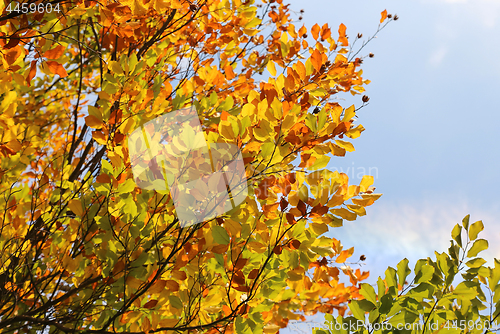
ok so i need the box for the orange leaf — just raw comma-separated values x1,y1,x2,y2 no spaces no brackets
224,64,235,80
310,49,322,72
222,305,232,316
96,173,111,184
171,270,187,280
295,61,306,81
148,280,166,294
380,9,388,23
320,23,331,40
335,247,354,263
165,280,179,292
338,23,347,37
311,23,320,40
44,45,65,59
46,61,68,77
338,23,348,46
27,61,37,86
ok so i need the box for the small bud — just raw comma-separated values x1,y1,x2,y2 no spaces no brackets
302,33,307,38
369,53,374,58
360,255,366,261
299,16,303,20
394,14,399,20
357,33,362,38
189,4,197,11
362,95,369,103
387,14,392,19
300,9,304,13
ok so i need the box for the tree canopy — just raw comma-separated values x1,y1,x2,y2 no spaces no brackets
0,0,394,333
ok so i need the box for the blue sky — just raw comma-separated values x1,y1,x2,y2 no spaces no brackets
282,0,500,331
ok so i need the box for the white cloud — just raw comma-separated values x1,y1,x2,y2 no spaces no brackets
429,46,448,66
428,0,500,28
330,197,500,278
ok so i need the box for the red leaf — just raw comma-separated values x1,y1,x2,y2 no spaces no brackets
4,36,20,49
143,300,158,309
280,197,288,211
248,269,259,279
290,239,301,250
297,200,307,216
286,212,296,225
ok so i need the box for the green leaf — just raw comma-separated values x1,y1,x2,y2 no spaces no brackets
379,294,394,314
117,178,136,194
168,295,183,309
452,281,479,301
451,223,462,248
397,258,411,286
101,159,113,175
468,220,484,240
493,284,500,303
462,214,470,230
212,226,230,245
465,257,487,268
467,239,488,258
235,315,252,334
489,259,500,290
385,267,397,289
377,277,386,297
415,264,434,284
360,283,377,305
348,300,366,320
408,282,435,299
388,310,418,327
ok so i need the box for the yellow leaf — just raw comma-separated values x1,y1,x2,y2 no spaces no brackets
85,115,103,129
331,208,357,221
359,175,374,192
224,219,241,238
159,318,179,327
310,222,329,235
108,61,124,75
335,140,355,152
219,121,235,140
267,60,277,76
345,124,365,139
68,199,84,217
122,0,148,15
341,105,355,122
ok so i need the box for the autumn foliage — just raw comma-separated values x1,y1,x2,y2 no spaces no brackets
0,0,393,332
